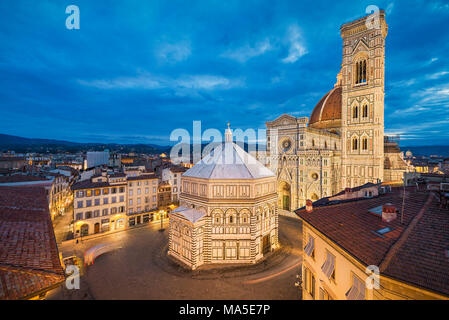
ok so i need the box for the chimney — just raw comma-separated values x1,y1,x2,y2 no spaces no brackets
382,203,397,222
306,199,313,213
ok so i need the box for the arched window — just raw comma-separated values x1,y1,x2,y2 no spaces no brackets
213,213,222,224
353,106,358,119
362,137,368,150
352,138,358,150
312,139,315,147
324,141,328,149
355,60,367,84
229,215,233,224
362,105,368,118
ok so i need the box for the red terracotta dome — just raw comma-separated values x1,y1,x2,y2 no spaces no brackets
309,86,342,129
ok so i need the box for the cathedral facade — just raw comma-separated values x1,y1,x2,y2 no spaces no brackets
260,11,403,210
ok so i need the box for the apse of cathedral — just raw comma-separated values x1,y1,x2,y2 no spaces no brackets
258,10,410,211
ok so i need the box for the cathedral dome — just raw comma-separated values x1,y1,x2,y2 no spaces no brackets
309,86,342,129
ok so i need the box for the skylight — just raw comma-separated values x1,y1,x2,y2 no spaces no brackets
376,227,393,235
368,205,383,216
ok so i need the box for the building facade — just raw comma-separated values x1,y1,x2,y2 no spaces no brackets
158,181,172,209
168,126,279,270
86,151,110,169
72,173,127,236
162,165,188,203
127,174,158,214
72,171,171,237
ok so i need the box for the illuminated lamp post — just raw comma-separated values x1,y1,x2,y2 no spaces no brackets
159,209,165,232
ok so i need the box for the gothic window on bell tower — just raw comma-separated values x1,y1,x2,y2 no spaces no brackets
355,60,367,84
353,106,358,119
352,137,358,151
362,137,368,150
362,104,368,118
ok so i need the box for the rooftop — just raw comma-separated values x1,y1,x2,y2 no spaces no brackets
171,206,206,223
295,187,449,297
127,174,158,181
71,179,126,190
0,186,65,299
0,156,27,162
169,165,189,173
0,175,49,183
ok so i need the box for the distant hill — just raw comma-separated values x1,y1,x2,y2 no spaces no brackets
401,145,449,157
0,133,77,146
7,132,445,158
0,133,171,154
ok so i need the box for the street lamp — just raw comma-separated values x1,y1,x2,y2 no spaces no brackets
159,209,165,232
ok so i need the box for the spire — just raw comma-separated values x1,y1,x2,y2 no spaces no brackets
225,122,233,143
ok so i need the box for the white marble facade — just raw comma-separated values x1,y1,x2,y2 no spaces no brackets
168,126,279,270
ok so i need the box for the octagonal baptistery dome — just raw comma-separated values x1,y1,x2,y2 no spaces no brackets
168,125,279,270
308,85,342,130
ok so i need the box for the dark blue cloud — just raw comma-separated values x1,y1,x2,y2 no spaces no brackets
0,0,448,146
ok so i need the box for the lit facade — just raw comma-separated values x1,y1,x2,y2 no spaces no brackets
72,173,127,237
168,126,279,270
127,174,158,214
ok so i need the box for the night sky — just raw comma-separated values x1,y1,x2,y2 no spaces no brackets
1,0,449,146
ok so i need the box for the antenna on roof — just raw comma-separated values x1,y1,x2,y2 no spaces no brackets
401,177,405,224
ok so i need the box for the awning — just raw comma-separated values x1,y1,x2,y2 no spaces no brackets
304,236,315,256
321,251,335,279
345,274,365,300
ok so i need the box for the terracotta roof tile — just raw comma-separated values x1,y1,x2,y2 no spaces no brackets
71,179,126,191
0,175,49,183
127,174,158,181
0,186,64,300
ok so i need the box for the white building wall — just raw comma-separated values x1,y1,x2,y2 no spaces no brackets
86,151,110,169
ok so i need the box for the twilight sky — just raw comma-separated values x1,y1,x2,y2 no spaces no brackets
1,0,449,146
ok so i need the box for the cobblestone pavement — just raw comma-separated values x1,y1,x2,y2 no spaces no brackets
48,216,303,300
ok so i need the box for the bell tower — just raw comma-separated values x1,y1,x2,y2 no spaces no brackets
340,10,388,188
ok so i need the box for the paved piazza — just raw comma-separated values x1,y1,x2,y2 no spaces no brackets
49,216,302,300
